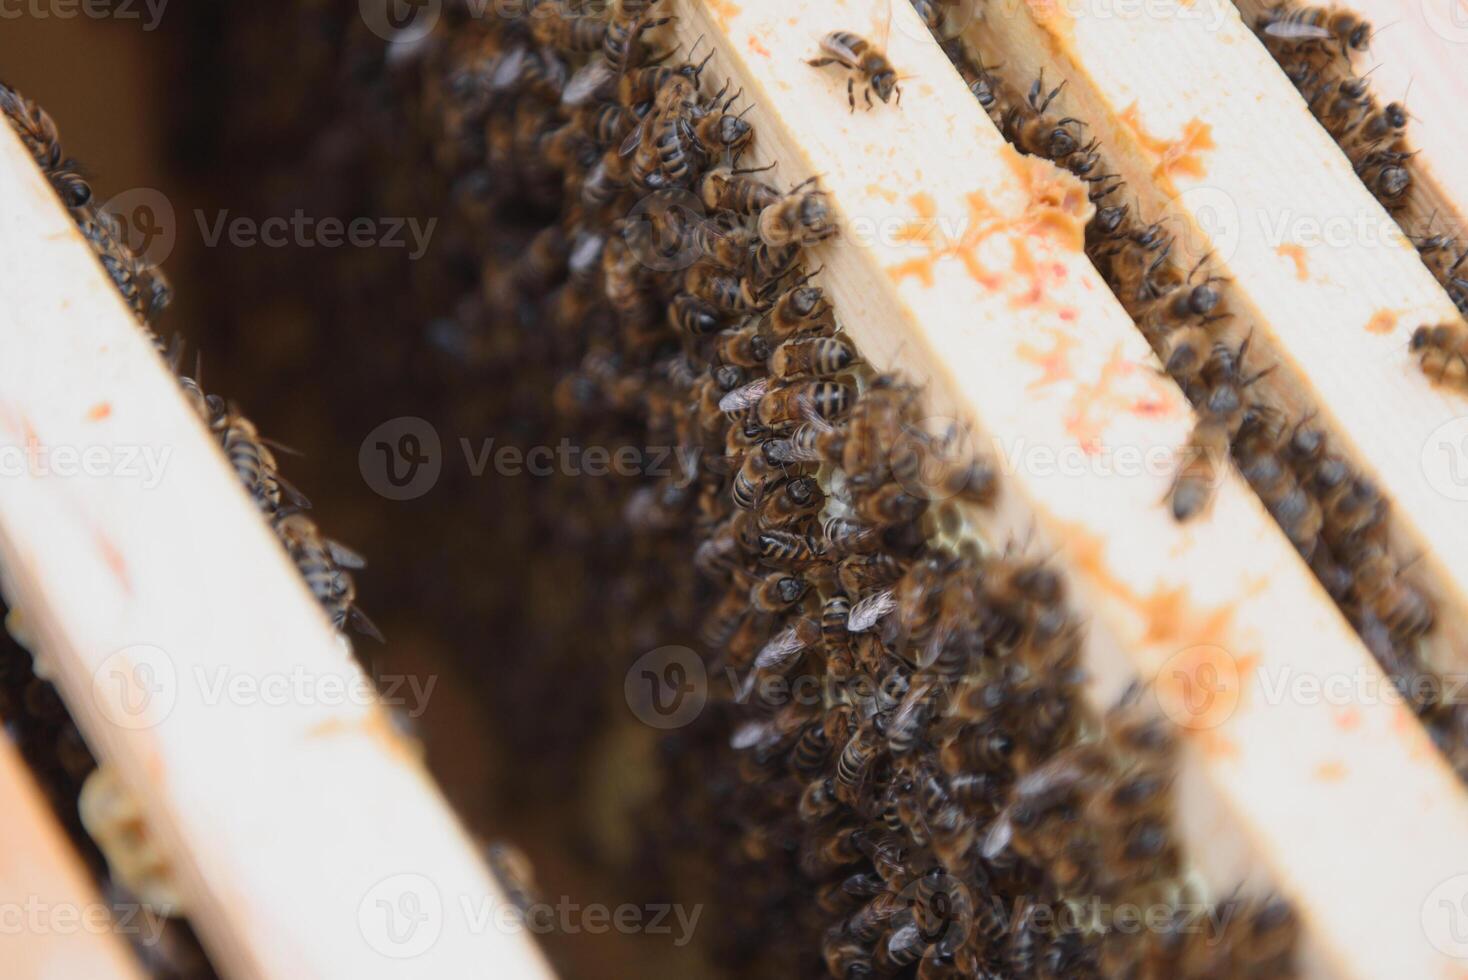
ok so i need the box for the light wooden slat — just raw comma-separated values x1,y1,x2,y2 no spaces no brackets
961,0,1468,731
669,1,1468,976
0,736,145,980
0,125,554,980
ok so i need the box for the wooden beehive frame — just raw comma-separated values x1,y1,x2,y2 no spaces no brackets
960,0,1468,679
0,126,552,980
664,1,1468,976
1,0,1467,977
0,736,144,979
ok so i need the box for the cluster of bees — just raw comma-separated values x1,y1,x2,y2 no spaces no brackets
930,12,1468,780
1250,4,1468,374
403,1,1302,975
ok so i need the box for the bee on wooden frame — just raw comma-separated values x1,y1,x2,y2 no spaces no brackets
807,28,902,111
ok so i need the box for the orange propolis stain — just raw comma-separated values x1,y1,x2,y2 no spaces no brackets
1064,522,1253,734
1365,309,1398,334
1118,104,1215,186
886,159,1091,303
87,401,112,421
1017,329,1079,391
1277,243,1309,281
747,35,770,58
1315,760,1348,782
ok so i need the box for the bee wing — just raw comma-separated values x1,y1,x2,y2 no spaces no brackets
847,589,896,632
326,539,368,570
729,718,773,750
1262,20,1333,40
979,809,1013,860
753,622,813,673
562,55,615,107
349,606,386,644
490,46,529,93
718,377,770,413
618,119,645,158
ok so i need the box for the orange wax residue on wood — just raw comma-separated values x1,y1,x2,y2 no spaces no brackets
747,35,770,58
1017,329,1078,391
887,191,1002,290
1117,104,1215,186
310,709,424,769
1315,760,1348,782
704,0,742,27
1366,309,1398,334
887,162,1091,299
87,402,111,422
1024,0,1073,32
94,529,132,595
1061,346,1176,453
1277,244,1309,281
1391,703,1437,760
1332,706,1362,732
867,183,898,204
1197,731,1239,758
1063,521,1251,732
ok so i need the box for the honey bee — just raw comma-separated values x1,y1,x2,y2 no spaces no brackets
669,292,724,336
764,281,837,342
823,514,880,556
758,379,855,428
529,3,609,53
1168,417,1230,521
717,322,773,367
1235,419,1322,557
580,101,638,146
695,215,758,270
273,513,381,641
807,31,902,111
759,475,825,528
1355,147,1413,209
768,416,847,465
1350,544,1434,639
700,164,783,215
603,7,670,73
758,177,838,247
685,262,762,314
732,443,779,510
1410,320,1468,382
687,97,756,163
756,528,827,567
1260,4,1372,55
854,482,929,527
214,408,310,514
771,335,858,379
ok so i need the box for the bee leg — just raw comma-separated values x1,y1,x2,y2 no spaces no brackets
807,56,840,67
895,83,902,107
849,76,857,113
864,83,874,110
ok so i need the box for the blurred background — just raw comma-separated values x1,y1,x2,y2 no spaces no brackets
0,5,735,977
